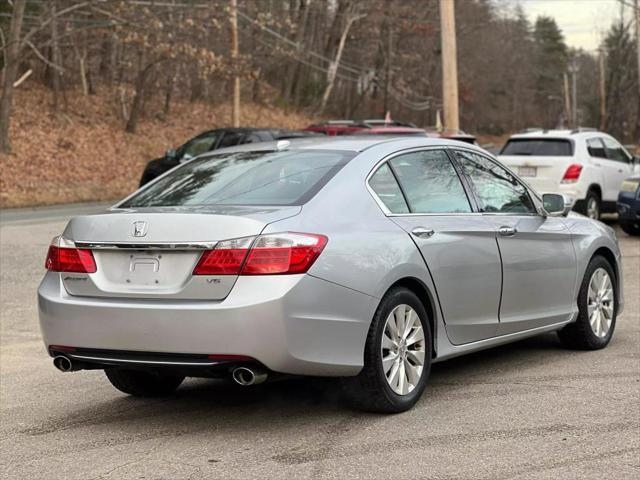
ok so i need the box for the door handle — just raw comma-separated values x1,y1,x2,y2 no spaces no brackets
498,226,517,237
411,227,435,239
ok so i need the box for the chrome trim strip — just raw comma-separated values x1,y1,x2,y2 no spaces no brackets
74,241,217,250
69,354,222,367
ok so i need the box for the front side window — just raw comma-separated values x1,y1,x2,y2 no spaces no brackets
587,138,606,159
602,137,631,163
455,150,536,214
120,150,353,207
387,150,472,214
181,133,220,158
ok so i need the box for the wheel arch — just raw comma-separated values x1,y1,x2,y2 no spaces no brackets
385,276,438,358
587,183,602,199
591,246,620,299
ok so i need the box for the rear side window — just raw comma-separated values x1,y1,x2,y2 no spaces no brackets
120,150,353,207
500,139,573,156
387,150,472,214
587,138,606,158
368,164,409,213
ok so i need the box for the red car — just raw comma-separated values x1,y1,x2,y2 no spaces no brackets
304,119,422,136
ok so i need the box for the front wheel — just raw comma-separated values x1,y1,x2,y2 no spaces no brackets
558,256,617,350
620,220,640,236
342,287,432,413
105,368,184,397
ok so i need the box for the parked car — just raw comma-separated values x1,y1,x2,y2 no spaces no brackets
39,136,622,413
350,126,428,135
304,119,417,136
498,128,636,220
617,175,640,235
139,128,317,186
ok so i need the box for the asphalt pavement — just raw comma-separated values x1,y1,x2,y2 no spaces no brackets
0,204,638,479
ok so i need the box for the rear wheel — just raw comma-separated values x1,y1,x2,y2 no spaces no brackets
105,368,184,397
342,287,432,413
558,256,617,350
581,190,601,220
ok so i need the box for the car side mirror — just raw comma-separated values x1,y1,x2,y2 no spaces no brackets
542,193,570,217
165,148,177,160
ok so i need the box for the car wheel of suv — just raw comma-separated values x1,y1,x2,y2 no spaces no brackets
583,190,601,220
342,287,432,413
105,368,184,397
558,255,617,350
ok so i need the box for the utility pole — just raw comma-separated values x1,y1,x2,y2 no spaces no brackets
439,0,459,133
229,0,240,128
598,49,606,131
563,73,572,128
383,22,392,116
635,0,640,138
568,60,579,129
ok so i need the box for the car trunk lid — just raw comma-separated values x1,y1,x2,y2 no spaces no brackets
60,206,300,300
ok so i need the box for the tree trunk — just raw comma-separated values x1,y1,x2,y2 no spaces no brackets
50,0,63,114
319,11,361,113
125,63,155,134
0,0,27,153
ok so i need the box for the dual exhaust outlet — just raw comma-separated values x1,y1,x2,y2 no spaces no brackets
54,355,268,385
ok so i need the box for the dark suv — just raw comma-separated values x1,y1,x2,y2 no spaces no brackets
139,128,317,186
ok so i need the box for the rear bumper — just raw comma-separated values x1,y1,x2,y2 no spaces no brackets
38,272,377,376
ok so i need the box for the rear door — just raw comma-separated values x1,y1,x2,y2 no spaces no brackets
453,149,577,334
368,148,502,345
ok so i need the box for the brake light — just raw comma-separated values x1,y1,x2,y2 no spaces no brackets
561,164,583,183
45,238,96,273
193,236,253,275
193,232,327,276
242,233,328,275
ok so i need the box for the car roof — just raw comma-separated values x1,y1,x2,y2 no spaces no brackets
206,135,482,154
507,129,608,140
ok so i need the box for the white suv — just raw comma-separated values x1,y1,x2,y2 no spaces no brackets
498,129,637,219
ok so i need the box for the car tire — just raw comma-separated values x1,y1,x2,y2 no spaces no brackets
558,255,617,350
341,287,432,413
620,221,640,236
579,190,601,220
105,368,184,397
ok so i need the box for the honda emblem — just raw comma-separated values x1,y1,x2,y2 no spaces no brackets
132,221,148,237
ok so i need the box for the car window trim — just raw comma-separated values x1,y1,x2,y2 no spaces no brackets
448,146,542,217
365,146,479,216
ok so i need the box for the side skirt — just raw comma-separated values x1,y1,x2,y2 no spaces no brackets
433,318,574,364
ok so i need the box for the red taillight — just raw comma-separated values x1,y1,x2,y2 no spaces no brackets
242,233,327,275
193,236,253,275
562,164,583,183
45,244,96,273
192,232,327,276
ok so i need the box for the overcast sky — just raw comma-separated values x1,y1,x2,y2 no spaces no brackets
505,0,629,51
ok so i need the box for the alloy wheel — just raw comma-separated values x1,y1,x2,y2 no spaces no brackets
381,304,426,395
587,268,614,338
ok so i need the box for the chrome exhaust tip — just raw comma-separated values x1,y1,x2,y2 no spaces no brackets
53,355,73,372
232,366,267,386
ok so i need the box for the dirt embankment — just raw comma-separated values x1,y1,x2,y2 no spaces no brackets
0,85,314,208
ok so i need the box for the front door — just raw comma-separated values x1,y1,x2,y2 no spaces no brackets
368,149,502,345
453,149,577,334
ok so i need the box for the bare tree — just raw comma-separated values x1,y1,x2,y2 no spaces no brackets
0,0,26,153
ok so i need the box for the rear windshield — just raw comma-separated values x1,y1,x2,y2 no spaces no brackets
500,139,573,156
120,150,354,207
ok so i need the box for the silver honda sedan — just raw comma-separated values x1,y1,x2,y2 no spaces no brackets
38,137,623,412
